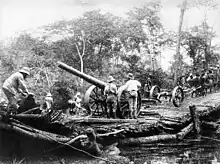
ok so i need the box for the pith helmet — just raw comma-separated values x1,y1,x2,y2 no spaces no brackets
46,93,52,97
75,92,81,96
19,67,30,76
127,73,134,79
108,76,115,83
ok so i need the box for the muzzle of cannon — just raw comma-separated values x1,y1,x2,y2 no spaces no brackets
57,61,142,118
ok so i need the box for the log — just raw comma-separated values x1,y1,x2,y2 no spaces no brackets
63,117,154,124
98,129,125,137
20,107,40,114
141,143,191,147
46,130,125,152
119,134,177,146
176,123,193,140
201,121,219,130
0,119,71,143
160,116,183,124
9,121,70,142
12,114,42,119
189,105,201,135
0,122,54,142
46,134,87,153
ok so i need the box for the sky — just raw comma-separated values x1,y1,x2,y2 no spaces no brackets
0,0,220,70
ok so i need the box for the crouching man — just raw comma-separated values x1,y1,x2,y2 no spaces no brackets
2,67,31,113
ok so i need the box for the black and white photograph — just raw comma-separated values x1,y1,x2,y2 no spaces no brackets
0,0,220,163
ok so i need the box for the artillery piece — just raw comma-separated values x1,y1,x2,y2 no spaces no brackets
147,85,184,107
57,62,141,118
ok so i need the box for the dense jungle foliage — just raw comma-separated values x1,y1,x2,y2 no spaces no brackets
0,1,219,106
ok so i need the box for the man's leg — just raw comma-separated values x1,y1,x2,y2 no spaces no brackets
129,97,134,119
2,88,18,112
133,96,138,119
106,102,111,118
112,99,117,119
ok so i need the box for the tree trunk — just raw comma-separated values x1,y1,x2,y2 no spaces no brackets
80,55,84,86
174,0,187,85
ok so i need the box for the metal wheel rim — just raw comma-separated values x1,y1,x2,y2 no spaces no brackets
84,85,106,117
172,86,184,107
149,85,160,99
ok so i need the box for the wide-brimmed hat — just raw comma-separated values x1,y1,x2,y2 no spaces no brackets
75,92,81,96
127,73,134,79
108,76,115,83
19,67,30,76
46,93,52,97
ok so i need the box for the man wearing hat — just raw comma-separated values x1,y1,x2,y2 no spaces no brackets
125,73,141,119
41,92,53,115
104,76,118,118
2,67,31,112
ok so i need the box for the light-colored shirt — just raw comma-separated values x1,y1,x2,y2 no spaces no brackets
2,72,29,95
125,79,141,92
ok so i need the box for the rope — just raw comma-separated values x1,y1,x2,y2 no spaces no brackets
42,132,115,163
9,119,114,163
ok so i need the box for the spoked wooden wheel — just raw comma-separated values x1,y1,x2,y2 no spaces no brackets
171,86,184,107
149,85,160,99
117,85,142,119
84,85,106,117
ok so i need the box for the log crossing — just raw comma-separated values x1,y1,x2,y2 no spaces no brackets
1,89,220,155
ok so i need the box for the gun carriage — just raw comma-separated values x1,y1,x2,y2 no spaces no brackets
143,84,184,107
57,62,142,118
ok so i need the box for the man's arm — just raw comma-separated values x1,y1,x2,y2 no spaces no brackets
137,81,141,89
17,75,29,95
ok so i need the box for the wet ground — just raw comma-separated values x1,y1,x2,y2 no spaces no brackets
1,134,220,164
121,91,220,164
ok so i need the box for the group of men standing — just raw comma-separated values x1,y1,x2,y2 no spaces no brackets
104,73,141,119
1,66,141,119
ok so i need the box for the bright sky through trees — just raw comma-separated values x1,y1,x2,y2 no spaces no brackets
0,0,220,70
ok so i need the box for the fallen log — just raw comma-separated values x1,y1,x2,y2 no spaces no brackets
201,121,219,130
141,142,192,147
176,123,193,140
0,122,56,142
0,120,71,143
20,107,40,114
98,129,125,137
46,134,87,153
12,114,42,119
119,134,177,146
11,122,70,141
189,105,201,135
160,116,184,124
63,117,155,124
119,122,195,146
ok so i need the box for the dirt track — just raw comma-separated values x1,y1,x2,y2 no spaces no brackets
140,90,220,119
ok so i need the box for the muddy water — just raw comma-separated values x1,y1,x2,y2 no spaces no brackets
121,133,220,164
1,132,220,164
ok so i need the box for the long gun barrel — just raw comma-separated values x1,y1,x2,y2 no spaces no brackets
57,61,107,89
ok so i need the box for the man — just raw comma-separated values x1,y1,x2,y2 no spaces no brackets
66,92,82,116
124,73,141,119
104,76,118,118
41,92,53,115
2,67,31,112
